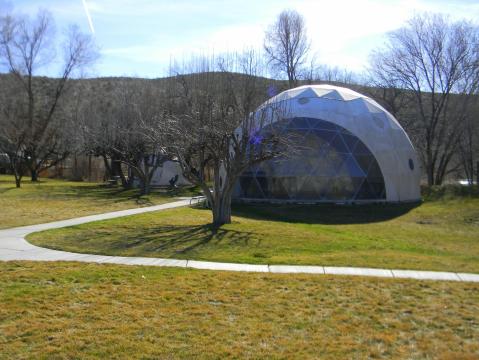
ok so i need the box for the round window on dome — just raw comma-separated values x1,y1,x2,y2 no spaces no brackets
408,158,414,171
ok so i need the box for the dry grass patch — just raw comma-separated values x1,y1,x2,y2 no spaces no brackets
0,261,478,359
0,175,199,228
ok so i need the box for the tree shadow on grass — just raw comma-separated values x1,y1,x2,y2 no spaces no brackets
66,184,200,205
0,175,201,205
64,185,146,203
58,185,175,206
0,178,12,184
110,224,256,256
0,176,141,204
231,202,421,225
0,187,15,194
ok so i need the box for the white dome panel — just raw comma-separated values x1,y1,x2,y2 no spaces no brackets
241,84,420,203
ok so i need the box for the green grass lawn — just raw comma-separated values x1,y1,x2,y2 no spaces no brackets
28,196,479,272
0,175,200,229
3,181,479,358
0,261,477,359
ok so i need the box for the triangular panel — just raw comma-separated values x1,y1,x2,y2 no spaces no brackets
342,133,359,153
253,176,267,198
310,129,337,145
354,179,375,200
311,119,337,131
288,117,310,130
336,155,366,177
268,177,290,199
353,154,374,173
320,90,344,101
352,140,372,155
330,133,349,153
296,87,321,99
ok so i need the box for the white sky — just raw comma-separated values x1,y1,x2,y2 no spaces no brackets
2,0,479,78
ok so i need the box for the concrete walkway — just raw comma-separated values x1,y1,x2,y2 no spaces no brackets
0,198,478,283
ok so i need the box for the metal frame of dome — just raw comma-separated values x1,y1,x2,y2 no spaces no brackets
233,84,421,203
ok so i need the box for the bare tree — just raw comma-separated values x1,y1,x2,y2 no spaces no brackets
112,81,169,195
81,80,168,195
366,70,410,119
370,14,479,185
0,9,98,185
0,74,27,187
75,80,128,186
162,52,293,226
264,9,310,88
314,65,359,85
458,100,479,185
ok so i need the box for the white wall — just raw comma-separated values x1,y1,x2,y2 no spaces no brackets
150,161,190,186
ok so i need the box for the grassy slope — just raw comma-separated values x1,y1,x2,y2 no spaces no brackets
0,175,199,229
0,261,478,359
28,197,479,272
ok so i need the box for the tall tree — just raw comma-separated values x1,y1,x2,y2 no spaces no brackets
458,100,479,185
264,9,310,88
0,74,27,187
162,52,294,226
80,79,168,195
0,9,98,185
370,14,479,185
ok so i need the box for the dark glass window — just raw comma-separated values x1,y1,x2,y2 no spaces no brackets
236,117,386,201
287,117,309,129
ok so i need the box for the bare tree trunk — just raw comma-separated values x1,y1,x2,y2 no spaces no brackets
141,178,151,195
137,163,160,196
73,154,78,179
13,168,22,188
31,169,39,182
127,166,135,188
111,155,130,188
9,158,23,188
212,189,233,227
119,167,130,188
101,154,112,181
426,160,434,186
133,167,150,196
88,154,92,182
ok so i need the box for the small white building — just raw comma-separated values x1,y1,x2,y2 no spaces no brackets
150,160,190,187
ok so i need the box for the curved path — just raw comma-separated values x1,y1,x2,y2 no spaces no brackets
1,198,478,283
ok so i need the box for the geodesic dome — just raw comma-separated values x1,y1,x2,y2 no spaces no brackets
233,84,421,203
